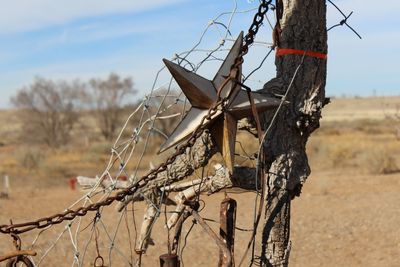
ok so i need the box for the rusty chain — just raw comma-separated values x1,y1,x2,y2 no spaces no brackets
0,0,272,236
241,0,272,56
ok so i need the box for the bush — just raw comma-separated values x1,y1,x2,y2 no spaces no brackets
11,77,84,148
16,148,44,170
362,148,399,175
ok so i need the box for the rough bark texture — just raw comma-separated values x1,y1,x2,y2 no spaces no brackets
102,0,327,263
259,0,327,266
117,132,217,208
116,132,260,211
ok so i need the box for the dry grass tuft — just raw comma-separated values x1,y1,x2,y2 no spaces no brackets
308,117,399,175
0,96,399,186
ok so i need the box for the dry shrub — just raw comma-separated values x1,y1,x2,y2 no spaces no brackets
11,77,83,148
40,163,73,179
331,145,357,167
307,139,358,171
358,147,399,174
42,149,101,179
310,110,400,169
15,148,45,170
352,120,382,134
86,141,111,155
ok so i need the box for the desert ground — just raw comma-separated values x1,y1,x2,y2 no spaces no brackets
0,96,399,266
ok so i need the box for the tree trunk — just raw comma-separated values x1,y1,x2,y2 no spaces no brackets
260,0,328,266
108,1,328,264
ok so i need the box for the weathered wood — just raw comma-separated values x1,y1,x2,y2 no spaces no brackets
135,200,158,254
171,209,191,254
167,164,231,229
162,179,203,192
167,186,201,229
0,175,10,199
91,2,327,264
259,0,328,266
0,250,36,262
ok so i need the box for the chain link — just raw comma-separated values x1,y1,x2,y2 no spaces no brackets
241,0,272,56
0,0,272,236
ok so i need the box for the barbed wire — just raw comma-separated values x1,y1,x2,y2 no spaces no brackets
1,1,362,266
0,1,277,266
327,0,362,39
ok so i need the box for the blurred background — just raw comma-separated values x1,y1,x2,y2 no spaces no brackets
0,1,399,266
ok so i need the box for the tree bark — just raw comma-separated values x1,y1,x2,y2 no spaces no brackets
260,0,327,266
105,1,328,264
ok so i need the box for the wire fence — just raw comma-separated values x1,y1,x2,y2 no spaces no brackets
0,1,276,266
0,1,361,266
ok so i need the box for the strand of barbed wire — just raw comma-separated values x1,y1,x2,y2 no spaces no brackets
237,52,307,267
9,0,365,266
102,0,363,265
16,1,279,266
327,0,362,39
100,0,260,264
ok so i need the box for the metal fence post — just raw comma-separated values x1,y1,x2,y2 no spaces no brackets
219,197,237,267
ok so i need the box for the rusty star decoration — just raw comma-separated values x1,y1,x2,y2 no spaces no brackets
159,32,281,172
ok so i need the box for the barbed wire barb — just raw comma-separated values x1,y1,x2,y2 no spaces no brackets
327,0,362,39
0,1,330,266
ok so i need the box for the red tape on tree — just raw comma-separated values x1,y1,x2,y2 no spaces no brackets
276,48,327,59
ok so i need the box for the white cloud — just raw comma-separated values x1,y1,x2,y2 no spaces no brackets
0,45,165,104
35,20,164,49
0,0,186,33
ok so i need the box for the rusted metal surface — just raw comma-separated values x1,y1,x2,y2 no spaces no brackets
159,253,180,267
241,0,272,55
191,210,231,267
2,234,36,266
0,0,272,237
93,255,106,267
0,250,37,263
159,32,243,172
172,209,191,254
219,198,237,267
6,255,35,267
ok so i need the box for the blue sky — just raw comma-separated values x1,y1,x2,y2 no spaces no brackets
0,0,398,108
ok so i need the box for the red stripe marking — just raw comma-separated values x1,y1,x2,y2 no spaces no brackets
276,48,327,59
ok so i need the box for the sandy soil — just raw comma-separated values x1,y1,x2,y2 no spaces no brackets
1,96,399,266
0,170,399,267
322,96,400,121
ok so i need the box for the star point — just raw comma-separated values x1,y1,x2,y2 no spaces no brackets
159,33,281,173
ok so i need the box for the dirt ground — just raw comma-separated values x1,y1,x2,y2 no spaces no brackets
0,170,399,267
0,96,399,266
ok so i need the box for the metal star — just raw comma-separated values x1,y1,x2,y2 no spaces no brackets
159,32,281,172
